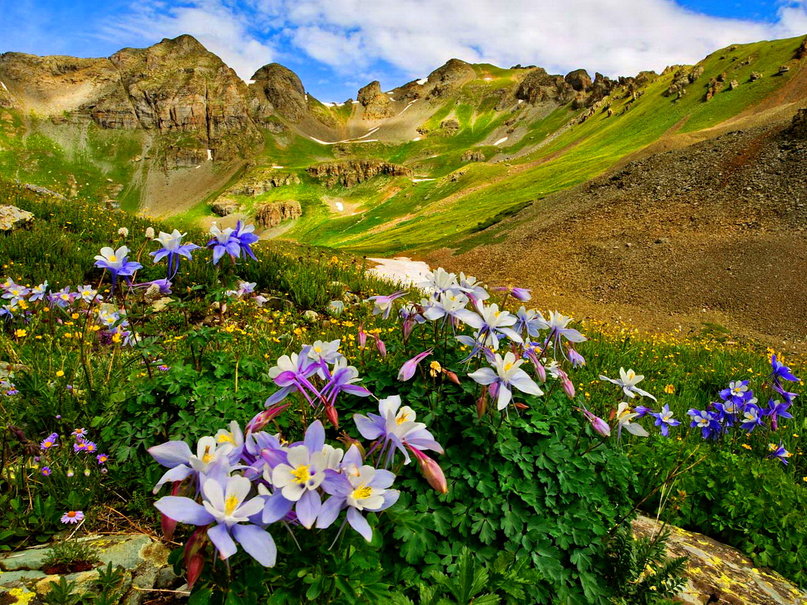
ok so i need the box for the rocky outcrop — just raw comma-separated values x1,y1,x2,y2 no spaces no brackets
228,169,301,196
796,37,807,60
632,516,807,605
255,200,302,228
515,68,576,104
425,59,477,100
440,118,460,134
0,80,14,108
0,205,34,231
210,198,239,216
249,63,308,123
357,81,393,119
565,69,592,92
786,108,807,139
461,150,486,162
307,160,412,187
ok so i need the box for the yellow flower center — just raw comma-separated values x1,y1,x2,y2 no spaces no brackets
396,412,411,424
217,433,235,444
291,465,312,484
627,371,635,380
314,346,322,353
108,255,117,262
224,495,239,516
503,362,513,372
351,485,372,501
202,445,214,464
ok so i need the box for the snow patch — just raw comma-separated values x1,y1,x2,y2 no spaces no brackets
206,149,213,161
335,201,344,212
483,77,493,82
412,178,434,183
493,137,509,146
272,165,284,169
411,136,421,142
416,78,428,85
367,257,432,287
518,99,525,104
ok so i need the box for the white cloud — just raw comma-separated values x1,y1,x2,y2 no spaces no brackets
99,1,275,80
272,0,807,79
101,0,806,94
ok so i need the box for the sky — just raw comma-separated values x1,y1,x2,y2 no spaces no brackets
0,0,805,102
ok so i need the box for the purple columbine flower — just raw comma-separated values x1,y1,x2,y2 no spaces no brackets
493,286,532,302
763,399,793,431
353,395,443,467
50,287,75,308
321,360,372,405
567,347,586,368
687,408,722,439
232,221,259,260
739,403,764,432
367,290,408,319
2,281,29,300
455,302,523,350
579,406,611,437
317,445,399,541
29,282,48,302
771,354,799,383
468,351,544,410
398,349,432,381
148,434,235,493
270,421,336,528
513,306,543,338
150,230,199,279
650,404,680,437
768,442,791,465
265,348,322,406
207,224,240,265
94,246,142,287
155,475,276,567
536,311,587,349
719,380,754,407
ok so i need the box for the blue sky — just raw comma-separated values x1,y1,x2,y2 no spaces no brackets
1,0,805,101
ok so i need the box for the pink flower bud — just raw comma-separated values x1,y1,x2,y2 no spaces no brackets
247,403,289,433
398,349,432,381
184,528,208,589
358,325,367,349
580,407,611,437
562,376,576,399
407,445,448,494
161,481,182,541
325,404,339,428
375,337,387,358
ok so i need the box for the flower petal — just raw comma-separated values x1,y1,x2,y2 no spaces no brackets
232,524,276,567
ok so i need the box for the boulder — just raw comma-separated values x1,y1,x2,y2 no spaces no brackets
227,170,301,196
564,69,592,92
0,205,34,231
440,118,460,134
750,71,763,81
632,516,807,605
423,59,476,99
254,200,302,228
515,68,575,105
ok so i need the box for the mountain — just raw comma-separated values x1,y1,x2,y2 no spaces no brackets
1,34,806,346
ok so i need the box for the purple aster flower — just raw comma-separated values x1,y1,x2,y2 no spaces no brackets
96,453,109,464
61,510,84,524
40,433,59,450
468,351,543,410
367,290,408,319
155,475,276,567
687,408,722,439
150,229,199,279
41,466,52,476
650,404,680,437
353,395,443,467
94,246,142,286
317,445,399,541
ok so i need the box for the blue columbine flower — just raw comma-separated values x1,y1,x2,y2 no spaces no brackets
207,224,240,264
468,351,543,410
719,380,754,407
150,230,199,279
155,474,276,567
770,354,799,383
650,404,680,437
232,221,259,260
763,399,793,431
687,409,722,439
768,442,792,465
739,403,764,432
317,445,399,541
94,246,142,286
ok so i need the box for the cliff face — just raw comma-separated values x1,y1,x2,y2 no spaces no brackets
0,35,261,164
249,63,309,124
306,160,413,187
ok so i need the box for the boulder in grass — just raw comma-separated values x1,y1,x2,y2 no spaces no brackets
0,205,34,231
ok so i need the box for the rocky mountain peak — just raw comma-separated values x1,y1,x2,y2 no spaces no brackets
249,63,308,123
357,80,393,119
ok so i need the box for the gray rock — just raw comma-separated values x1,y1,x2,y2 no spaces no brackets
0,569,48,585
0,205,34,231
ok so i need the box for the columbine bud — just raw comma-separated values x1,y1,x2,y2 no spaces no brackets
325,404,339,428
561,376,575,399
407,445,448,494
398,349,432,381
444,369,461,385
581,407,611,437
161,481,181,541
358,325,367,349
248,403,290,433
184,528,208,590
476,389,488,418
375,337,387,358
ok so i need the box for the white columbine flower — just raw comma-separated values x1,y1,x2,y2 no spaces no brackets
599,368,657,401
468,351,544,410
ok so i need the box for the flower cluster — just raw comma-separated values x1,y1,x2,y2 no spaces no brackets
33,428,110,483
150,342,444,578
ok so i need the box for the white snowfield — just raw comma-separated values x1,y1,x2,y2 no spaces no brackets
494,137,509,146
367,257,432,287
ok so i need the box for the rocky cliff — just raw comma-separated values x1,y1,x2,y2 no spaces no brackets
255,200,302,228
306,160,413,187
